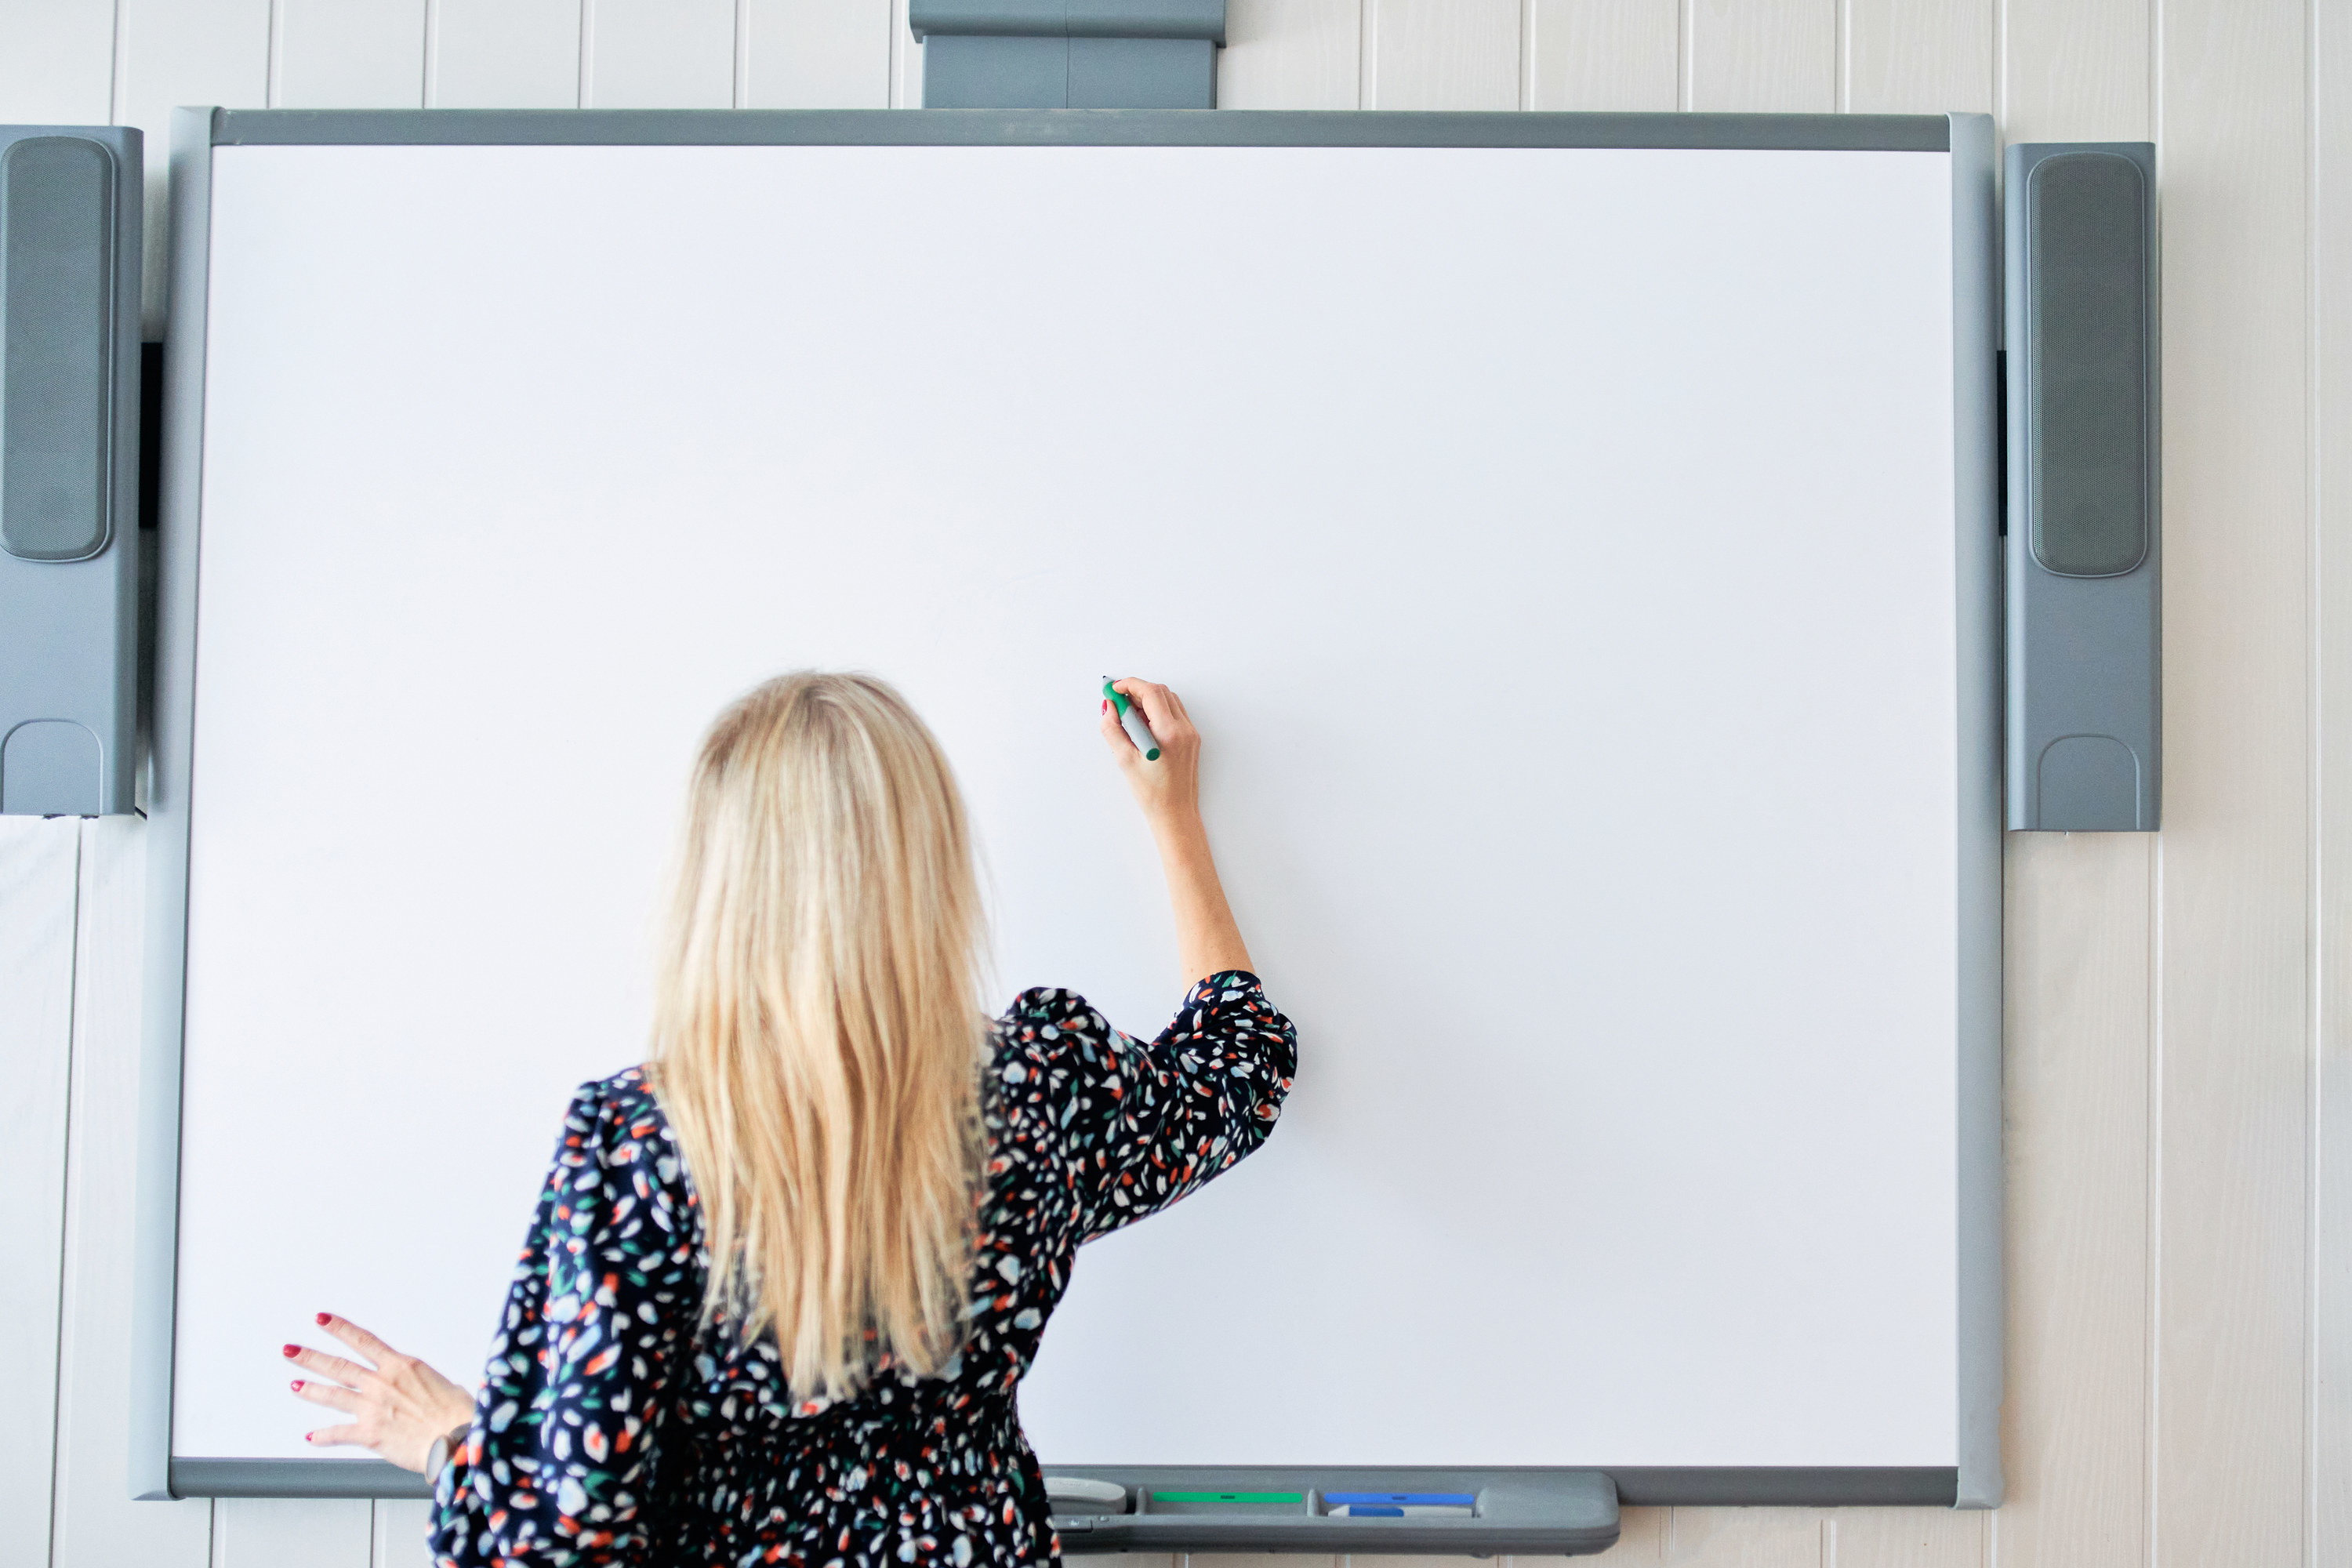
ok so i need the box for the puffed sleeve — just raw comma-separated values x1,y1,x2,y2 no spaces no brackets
428,1074,700,1566
1002,972,1298,1247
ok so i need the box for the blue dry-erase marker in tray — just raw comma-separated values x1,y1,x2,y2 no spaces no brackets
1323,1492,1477,1517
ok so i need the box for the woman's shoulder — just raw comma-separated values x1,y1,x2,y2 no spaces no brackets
994,987,1120,1059
557,1066,681,1168
988,989,1124,1109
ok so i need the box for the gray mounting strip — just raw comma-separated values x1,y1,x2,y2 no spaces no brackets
1947,111,2005,1511
132,104,216,1503
920,37,1221,109
909,0,1228,40
141,108,1999,1514
0,124,143,816
912,0,1225,108
2004,140,2161,830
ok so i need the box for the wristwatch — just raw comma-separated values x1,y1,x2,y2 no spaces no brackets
423,1422,469,1481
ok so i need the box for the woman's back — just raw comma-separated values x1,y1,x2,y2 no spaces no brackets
289,673,1284,1566
430,975,1296,1566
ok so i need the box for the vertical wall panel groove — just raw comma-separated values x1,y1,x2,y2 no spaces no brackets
733,0,750,107
889,0,922,108
369,1499,434,1567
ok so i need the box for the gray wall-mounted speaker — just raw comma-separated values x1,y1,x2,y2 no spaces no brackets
0,125,143,816
2005,141,2160,832
913,0,1225,107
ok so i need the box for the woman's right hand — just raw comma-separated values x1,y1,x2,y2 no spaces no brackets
1100,677,1202,829
1098,677,1254,983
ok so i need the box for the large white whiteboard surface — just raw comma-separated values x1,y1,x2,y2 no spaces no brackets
170,140,1962,1468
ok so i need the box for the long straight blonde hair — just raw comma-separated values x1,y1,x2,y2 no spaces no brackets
649,672,986,1400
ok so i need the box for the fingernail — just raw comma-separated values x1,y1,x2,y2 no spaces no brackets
315,1312,331,1325
282,1344,299,1357
291,1379,303,1391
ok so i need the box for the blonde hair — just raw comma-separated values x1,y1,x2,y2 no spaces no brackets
649,672,985,1400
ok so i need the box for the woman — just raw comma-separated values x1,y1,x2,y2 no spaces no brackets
281,673,1294,1566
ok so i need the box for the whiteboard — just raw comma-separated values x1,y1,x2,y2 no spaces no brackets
145,118,1998,1497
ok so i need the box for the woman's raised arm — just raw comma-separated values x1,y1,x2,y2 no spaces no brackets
1100,677,1254,986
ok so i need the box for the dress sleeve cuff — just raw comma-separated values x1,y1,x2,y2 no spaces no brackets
1185,969,1265,1002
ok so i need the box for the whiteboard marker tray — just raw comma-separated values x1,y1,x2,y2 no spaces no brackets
1044,1468,1618,1555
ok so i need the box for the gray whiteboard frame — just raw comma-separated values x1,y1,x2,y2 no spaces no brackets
135,107,2003,1516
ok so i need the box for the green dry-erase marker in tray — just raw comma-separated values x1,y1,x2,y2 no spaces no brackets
1103,678,1160,760
1144,1490,1305,1515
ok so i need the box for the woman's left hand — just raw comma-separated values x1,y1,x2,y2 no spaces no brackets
283,1312,475,1472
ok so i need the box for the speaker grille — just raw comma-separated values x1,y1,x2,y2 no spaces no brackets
1,135,116,563
2027,151,2149,579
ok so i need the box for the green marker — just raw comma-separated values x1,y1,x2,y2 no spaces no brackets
1103,678,1160,761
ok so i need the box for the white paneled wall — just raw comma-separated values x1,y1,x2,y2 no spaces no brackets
434,0,583,108
1526,0,1675,112
2324,2,2352,1561
275,0,429,107
0,822,82,1562
1686,0,1833,111
1363,0,1523,109
585,0,735,106
0,1,2335,1564
1219,0,1359,110
743,0,892,109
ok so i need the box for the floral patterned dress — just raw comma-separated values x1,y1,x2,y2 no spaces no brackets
428,973,1297,1568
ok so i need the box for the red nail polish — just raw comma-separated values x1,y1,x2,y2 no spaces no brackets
281,1344,298,1357
315,1312,331,1325
291,1379,303,1391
